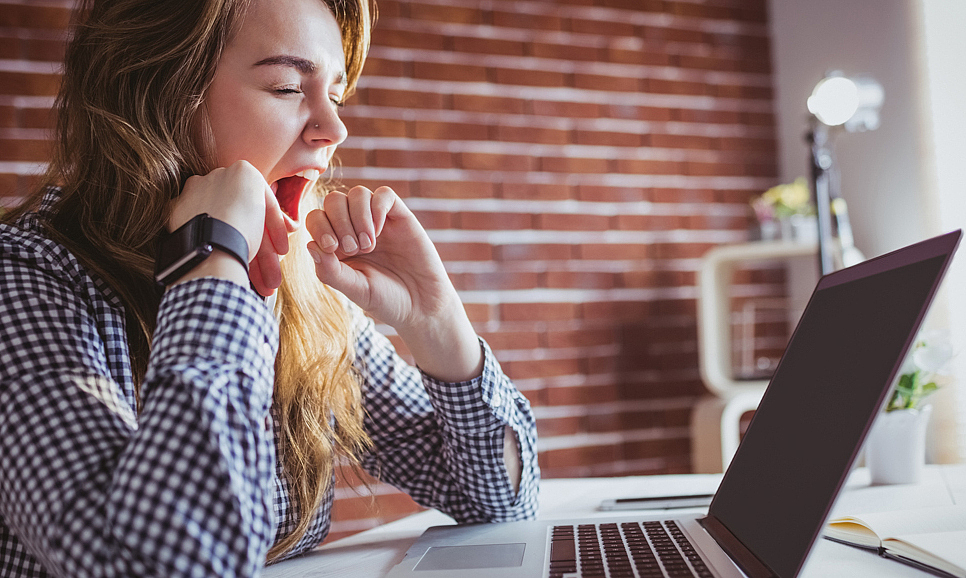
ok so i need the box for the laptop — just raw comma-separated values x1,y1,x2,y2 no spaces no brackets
387,229,961,578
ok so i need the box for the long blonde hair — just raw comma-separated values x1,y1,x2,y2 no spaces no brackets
4,0,375,561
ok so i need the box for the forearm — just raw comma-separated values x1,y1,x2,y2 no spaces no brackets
0,279,279,577
396,293,484,383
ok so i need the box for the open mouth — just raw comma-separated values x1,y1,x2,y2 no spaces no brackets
273,168,321,222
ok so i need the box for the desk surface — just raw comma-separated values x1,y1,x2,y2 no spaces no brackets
263,464,966,577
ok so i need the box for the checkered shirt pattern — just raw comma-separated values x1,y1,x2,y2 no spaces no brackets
0,193,540,576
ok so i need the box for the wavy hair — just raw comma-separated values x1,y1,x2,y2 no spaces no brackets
5,0,375,562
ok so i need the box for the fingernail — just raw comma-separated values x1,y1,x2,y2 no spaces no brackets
358,233,372,250
308,246,323,264
321,234,338,250
341,234,358,253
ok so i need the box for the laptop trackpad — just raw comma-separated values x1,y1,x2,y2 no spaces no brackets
414,543,527,571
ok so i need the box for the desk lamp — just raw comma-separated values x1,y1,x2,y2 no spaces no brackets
805,72,884,274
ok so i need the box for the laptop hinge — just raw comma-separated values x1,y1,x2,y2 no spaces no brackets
698,516,778,578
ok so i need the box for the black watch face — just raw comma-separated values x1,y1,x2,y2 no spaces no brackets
155,216,209,284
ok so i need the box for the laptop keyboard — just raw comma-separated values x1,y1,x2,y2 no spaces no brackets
549,521,714,578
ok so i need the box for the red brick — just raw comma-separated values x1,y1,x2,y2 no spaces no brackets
530,41,605,63
435,241,493,261
545,383,620,407
372,27,447,51
500,182,574,200
647,133,715,150
536,416,583,438
0,5,72,29
456,211,534,230
573,72,641,92
20,108,55,128
478,330,542,350
540,156,610,174
614,214,684,231
409,209,454,229
545,327,618,348
452,36,526,57
574,129,642,147
569,17,636,38
615,158,685,175
414,120,490,141
452,271,541,291
408,4,484,25
459,152,535,172
501,302,578,322
331,146,365,166
464,302,494,324
452,93,527,115
0,105,16,127
373,148,453,168
491,10,564,31
0,138,51,162
494,67,567,88
503,357,582,380
413,60,488,83
576,185,648,203
607,46,672,67
361,56,409,78
531,99,602,119
534,212,610,231
416,179,495,198
363,87,447,110
577,243,649,261
543,270,618,290
495,124,571,145
495,243,575,261
0,71,60,96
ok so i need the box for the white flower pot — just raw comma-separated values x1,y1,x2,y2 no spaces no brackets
865,405,932,485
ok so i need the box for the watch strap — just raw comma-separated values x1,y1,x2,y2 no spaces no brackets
202,215,249,273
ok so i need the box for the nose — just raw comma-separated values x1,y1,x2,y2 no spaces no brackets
304,100,347,149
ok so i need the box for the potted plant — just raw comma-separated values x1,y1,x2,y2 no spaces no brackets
750,177,816,242
866,331,953,484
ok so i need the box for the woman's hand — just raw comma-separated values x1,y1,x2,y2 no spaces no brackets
168,160,292,295
305,186,483,382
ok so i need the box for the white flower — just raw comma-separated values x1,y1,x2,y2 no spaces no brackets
912,330,953,373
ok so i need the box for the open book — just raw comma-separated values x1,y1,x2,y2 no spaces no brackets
825,504,966,577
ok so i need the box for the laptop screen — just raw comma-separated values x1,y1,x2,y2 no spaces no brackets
707,234,957,577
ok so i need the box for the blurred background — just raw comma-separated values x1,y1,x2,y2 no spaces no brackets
0,0,963,542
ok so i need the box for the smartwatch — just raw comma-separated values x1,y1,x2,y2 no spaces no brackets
154,213,249,286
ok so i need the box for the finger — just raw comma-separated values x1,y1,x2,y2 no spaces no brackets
370,186,398,237
249,229,282,296
321,192,360,255
307,239,368,307
347,186,375,253
304,208,341,254
264,184,290,257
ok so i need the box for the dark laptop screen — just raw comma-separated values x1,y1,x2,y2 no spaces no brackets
708,234,956,577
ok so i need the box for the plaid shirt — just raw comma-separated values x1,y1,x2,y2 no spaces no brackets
0,193,539,577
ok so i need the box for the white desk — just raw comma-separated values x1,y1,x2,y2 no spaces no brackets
263,465,966,577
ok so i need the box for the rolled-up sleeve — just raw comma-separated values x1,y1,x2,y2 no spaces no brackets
355,312,539,523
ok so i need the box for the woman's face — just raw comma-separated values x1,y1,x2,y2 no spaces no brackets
200,0,348,223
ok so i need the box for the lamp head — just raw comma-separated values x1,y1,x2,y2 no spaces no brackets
807,72,884,132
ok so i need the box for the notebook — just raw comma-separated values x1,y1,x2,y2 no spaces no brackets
386,229,961,578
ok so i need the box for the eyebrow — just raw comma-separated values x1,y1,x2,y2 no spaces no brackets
253,54,347,85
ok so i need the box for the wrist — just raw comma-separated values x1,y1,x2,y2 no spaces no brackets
171,250,250,289
398,303,484,383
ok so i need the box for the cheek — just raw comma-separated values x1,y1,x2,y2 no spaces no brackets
203,85,296,173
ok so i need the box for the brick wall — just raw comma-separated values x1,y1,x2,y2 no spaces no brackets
0,0,787,544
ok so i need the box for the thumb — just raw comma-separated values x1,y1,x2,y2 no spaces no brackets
307,240,370,307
